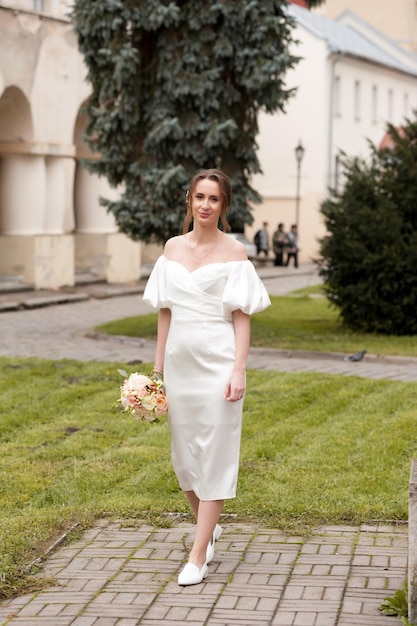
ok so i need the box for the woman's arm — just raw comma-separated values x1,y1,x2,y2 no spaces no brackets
224,309,250,402
154,307,171,373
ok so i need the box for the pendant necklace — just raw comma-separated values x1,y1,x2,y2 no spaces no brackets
189,232,222,264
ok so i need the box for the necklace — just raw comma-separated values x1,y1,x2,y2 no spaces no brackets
189,232,222,264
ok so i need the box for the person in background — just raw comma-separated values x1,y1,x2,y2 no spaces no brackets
253,221,269,256
143,169,270,587
285,224,300,268
272,222,287,266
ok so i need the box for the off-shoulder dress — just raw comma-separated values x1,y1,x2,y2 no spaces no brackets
143,257,271,500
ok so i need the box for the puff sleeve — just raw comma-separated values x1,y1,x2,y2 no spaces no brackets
222,260,271,317
142,256,170,309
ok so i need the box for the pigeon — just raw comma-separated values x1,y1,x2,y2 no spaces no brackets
344,349,367,362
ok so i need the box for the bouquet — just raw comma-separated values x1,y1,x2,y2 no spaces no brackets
118,369,168,422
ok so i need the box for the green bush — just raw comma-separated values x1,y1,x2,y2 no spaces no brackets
318,120,417,335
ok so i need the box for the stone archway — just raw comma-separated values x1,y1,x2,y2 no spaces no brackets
72,104,141,283
73,106,118,236
0,86,47,284
0,83,75,287
0,85,33,142
0,86,41,235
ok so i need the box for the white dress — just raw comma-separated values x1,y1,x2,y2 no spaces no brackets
143,256,271,500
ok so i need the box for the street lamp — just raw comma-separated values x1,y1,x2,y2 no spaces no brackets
294,140,305,229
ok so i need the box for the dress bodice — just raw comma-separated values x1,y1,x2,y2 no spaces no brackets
143,256,271,320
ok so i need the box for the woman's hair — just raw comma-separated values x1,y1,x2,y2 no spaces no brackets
182,169,232,234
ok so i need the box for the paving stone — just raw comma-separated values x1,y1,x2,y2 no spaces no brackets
0,616,73,626
141,604,170,619
338,618,399,625
303,587,324,600
70,618,97,626
315,615,340,626
294,612,317,625
89,619,118,626
272,611,297,625
60,603,89,616
37,603,68,616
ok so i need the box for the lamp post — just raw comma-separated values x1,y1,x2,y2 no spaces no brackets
294,141,305,229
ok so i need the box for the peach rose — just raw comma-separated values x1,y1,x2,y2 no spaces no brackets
155,391,168,414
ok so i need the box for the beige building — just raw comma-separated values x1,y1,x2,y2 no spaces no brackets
314,0,417,54
0,0,140,290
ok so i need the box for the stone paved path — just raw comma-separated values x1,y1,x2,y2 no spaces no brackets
0,521,408,626
0,264,413,625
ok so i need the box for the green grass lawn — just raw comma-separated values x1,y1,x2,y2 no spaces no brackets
97,293,417,357
1,356,416,599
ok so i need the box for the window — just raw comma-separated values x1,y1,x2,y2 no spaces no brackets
354,80,361,120
372,85,378,123
388,89,394,122
404,92,410,118
334,75,342,117
334,154,341,193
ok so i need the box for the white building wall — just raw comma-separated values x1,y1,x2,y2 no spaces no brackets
251,29,330,261
332,59,417,161
251,21,417,263
254,32,329,197
31,30,89,144
0,0,72,19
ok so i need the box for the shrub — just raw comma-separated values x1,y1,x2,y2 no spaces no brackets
318,120,417,335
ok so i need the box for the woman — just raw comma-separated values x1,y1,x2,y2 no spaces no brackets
143,169,270,586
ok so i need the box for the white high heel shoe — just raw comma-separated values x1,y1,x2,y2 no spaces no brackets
206,524,223,564
178,561,208,586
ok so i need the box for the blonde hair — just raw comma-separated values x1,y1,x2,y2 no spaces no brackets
183,169,232,234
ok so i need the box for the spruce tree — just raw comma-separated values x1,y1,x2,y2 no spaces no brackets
319,120,417,335
71,0,305,243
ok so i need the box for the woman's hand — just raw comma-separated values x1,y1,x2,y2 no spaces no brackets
151,367,163,381
226,309,250,402
224,369,246,402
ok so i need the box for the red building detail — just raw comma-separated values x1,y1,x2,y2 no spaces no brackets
289,0,309,7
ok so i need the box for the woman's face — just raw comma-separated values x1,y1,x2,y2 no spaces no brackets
191,179,223,228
